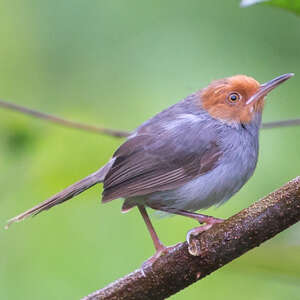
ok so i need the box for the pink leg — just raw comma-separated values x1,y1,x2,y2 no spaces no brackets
148,206,223,244
149,205,223,224
138,206,179,267
138,205,165,252
171,209,223,243
186,220,222,245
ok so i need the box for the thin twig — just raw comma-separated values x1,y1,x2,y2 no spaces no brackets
82,177,300,300
261,119,300,129
0,99,130,138
0,99,299,138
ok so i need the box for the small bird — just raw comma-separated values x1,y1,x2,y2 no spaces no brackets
6,73,294,261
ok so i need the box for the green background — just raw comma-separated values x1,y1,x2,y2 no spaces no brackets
0,1,300,299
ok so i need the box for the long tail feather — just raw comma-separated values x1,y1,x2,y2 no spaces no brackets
5,160,114,229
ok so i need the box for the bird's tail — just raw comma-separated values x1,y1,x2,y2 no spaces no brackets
5,161,114,229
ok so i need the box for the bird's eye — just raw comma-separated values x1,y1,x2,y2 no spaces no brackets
227,92,241,103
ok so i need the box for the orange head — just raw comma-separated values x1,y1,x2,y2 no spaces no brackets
200,73,294,125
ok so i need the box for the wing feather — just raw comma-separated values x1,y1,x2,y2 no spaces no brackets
102,130,221,202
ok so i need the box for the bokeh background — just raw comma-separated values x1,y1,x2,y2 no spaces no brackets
0,1,299,299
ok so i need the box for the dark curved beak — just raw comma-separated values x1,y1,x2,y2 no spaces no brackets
246,73,294,105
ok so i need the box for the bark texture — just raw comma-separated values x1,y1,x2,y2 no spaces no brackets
83,176,300,300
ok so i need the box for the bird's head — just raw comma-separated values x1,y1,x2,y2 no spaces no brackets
200,73,294,126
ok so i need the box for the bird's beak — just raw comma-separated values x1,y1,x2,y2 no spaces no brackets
246,73,294,105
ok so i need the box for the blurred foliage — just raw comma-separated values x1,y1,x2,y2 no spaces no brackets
241,0,300,14
0,1,300,299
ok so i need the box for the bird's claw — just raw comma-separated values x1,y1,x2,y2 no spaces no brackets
141,243,181,275
186,218,224,256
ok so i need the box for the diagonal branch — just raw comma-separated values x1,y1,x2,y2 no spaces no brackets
0,99,130,138
0,99,300,138
82,177,300,300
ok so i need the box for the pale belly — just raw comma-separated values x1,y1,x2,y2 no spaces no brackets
144,149,258,212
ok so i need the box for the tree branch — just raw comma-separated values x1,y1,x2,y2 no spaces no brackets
0,99,130,138
82,176,300,300
0,99,300,138
261,119,300,129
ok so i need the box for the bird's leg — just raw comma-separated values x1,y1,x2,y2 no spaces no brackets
150,206,223,225
172,210,223,225
176,210,223,244
138,205,165,253
149,206,223,244
138,205,179,268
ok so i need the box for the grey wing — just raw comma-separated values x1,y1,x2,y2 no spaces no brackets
102,121,222,202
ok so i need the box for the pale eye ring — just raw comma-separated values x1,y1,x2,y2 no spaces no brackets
227,92,241,103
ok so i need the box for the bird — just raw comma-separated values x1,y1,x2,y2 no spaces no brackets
6,73,294,263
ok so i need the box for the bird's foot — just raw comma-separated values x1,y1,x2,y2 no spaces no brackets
141,243,180,274
195,215,224,225
186,217,224,256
